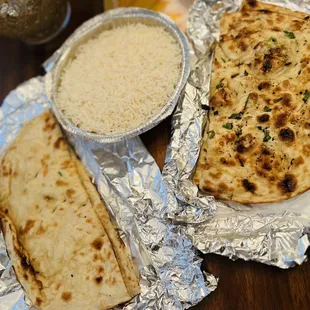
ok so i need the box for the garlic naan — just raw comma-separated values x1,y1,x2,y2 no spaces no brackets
194,0,310,203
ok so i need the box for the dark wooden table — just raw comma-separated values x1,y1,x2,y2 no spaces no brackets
1,1,309,309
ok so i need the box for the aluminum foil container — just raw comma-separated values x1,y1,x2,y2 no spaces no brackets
0,76,217,309
163,0,310,268
44,7,190,143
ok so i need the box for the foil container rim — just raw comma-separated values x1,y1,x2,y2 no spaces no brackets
47,7,191,143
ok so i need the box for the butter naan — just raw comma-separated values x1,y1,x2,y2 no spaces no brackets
194,0,310,203
0,110,140,309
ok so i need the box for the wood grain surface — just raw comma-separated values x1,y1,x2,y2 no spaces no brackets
0,1,309,309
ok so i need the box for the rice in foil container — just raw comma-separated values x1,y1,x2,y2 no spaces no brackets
0,9,217,310
163,0,310,269
45,8,190,143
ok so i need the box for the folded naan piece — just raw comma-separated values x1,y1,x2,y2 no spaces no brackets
0,110,140,309
194,0,310,203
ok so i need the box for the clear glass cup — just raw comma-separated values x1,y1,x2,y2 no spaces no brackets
0,0,71,44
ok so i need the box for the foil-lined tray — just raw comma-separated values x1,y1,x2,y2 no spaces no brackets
45,7,190,143
163,0,310,268
0,76,217,309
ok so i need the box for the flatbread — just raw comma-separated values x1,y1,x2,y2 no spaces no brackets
72,152,140,297
194,0,310,203
0,110,140,309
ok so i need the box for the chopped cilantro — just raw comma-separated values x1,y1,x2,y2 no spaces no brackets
244,94,250,110
221,57,226,63
244,70,249,76
58,171,63,176
214,111,219,115
263,129,272,142
284,30,295,39
229,112,243,120
274,97,282,103
235,128,242,137
264,106,272,112
216,81,224,89
208,130,215,139
303,90,310,103
269,36,277,43
223,123,233,130
258,126,271,142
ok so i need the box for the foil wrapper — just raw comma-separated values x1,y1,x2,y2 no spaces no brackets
163,0,310,268
44,8,190,143
0,76,217,309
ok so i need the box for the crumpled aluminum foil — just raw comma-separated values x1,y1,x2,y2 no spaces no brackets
0,76,217,309
163,0,310,268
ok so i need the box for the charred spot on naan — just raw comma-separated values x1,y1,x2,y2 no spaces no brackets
242,179,257,193
35,297,43,307
202,181,216,194
257,114,270,123
95,276,103,284
91,238,103,251
61,292,72,302
277,173,297,194
258,81,271,91
15,247,42,290
280,93,294,108
303,121,310,129
292,156,304,167
43,114,57,132
219,157,236,167
210,88,235,107
1,163,11,177
56,179,69,186
235,134,256,154
244,0,258,9
255,46,290,75
278,128,295,142
43,195,54,202
66,189,75,199
274,112,288,128
209,170,223,179
54,137,66,149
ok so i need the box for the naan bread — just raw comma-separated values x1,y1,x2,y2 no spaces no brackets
194,0,310,203
0,110,140,309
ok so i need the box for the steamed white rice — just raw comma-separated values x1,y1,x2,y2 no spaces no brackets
57,23,182,135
